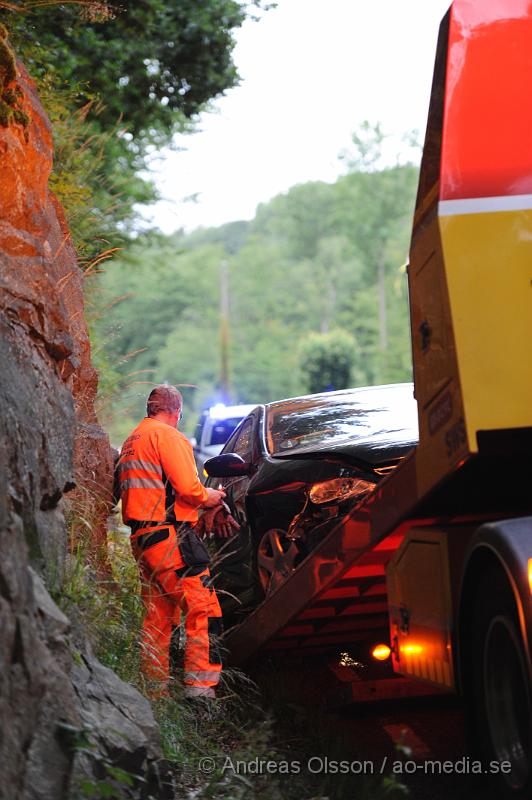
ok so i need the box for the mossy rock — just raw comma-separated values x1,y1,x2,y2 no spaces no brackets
0,26,16,86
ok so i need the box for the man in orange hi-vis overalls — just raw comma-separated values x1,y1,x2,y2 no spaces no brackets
118,384,234,699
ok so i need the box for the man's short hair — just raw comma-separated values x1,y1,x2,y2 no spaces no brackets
147,385,183,417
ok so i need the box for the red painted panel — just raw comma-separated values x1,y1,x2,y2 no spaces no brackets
341,564,386,579
320,618,388,634
279,624,314,637
441,0,532,200
373,532,404,551
299,606,337,620
339,601,389,617
320,586,361,600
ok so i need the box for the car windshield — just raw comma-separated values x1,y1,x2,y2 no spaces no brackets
208,417,245,447
265,385,418,455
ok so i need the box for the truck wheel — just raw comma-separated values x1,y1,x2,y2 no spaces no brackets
470,569,532,797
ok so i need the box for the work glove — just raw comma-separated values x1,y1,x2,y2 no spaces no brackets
197,501,240,539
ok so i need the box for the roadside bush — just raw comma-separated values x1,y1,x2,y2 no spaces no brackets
299,329,359,394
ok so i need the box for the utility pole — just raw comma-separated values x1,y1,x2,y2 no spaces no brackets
378,253,388,352
219,259,230,402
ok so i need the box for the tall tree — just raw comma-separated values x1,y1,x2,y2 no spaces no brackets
4,1,263,138
1,1,270,245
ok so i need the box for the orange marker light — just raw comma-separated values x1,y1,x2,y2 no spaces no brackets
401,644,424,655
372,644,391,661
528,559,532,594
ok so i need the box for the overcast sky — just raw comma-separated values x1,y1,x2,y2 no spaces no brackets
141,0,451,234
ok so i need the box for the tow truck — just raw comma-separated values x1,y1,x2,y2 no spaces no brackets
221,2,532,796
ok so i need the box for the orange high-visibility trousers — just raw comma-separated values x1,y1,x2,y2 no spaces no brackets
131,525,223,697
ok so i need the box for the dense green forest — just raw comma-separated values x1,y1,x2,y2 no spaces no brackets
94,124,419,444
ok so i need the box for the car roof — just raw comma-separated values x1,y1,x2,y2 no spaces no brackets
266,382,414,412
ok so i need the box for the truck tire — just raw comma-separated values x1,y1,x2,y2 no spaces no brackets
469,567,532,798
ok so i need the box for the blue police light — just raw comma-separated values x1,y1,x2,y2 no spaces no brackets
208,403,227,419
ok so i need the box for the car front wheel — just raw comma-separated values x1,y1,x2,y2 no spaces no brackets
255,528,303,597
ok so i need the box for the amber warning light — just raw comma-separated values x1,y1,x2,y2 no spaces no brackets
372,644,391,661
528,559,532,594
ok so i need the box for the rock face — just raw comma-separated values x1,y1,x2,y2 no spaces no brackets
0,60,170,799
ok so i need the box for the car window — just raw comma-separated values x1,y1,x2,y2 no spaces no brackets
223,420,244,454
207,417,245,447
232,417,254,461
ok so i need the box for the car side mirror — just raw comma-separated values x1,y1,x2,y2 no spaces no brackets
204,453,252,478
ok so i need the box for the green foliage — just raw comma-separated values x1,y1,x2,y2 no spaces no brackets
0,2,112,14
58,718,148,799
55,524,144,683
36,76,144,260
77,756,140,800
95,123,418,442
299,329,358,394
0,1,269,253
3,0,266,140
92,233,225,440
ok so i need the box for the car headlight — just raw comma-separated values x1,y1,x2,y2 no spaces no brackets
309,477,374,505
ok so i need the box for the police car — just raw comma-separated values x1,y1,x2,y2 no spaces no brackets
191,403,257,481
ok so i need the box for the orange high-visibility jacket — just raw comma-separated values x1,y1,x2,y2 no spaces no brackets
119,417,209,524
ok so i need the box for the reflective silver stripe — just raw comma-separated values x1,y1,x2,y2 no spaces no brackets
118,459,163,476
438,193,532,216
120,478,165,490
184,670,221,683
183,685,216,698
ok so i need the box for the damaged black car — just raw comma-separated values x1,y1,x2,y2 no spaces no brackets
204,383,418,622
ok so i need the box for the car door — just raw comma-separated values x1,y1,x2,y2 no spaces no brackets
218,411,258,524
209,409,262,605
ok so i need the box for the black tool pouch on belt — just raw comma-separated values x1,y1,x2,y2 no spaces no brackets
177,524,211,569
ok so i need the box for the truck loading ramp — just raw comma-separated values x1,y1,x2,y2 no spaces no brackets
223,447,530,667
